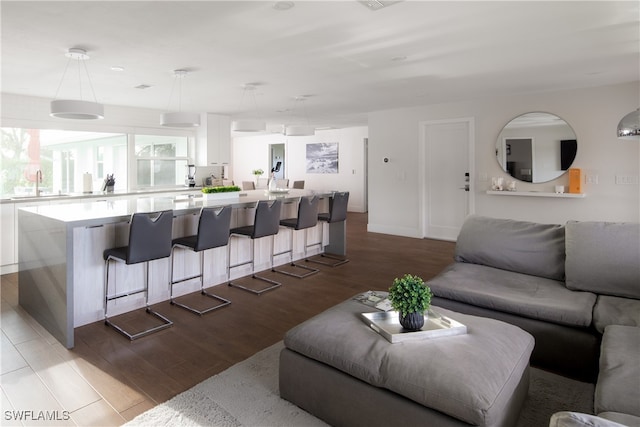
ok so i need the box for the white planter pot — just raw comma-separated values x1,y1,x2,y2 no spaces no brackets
203,191,240,200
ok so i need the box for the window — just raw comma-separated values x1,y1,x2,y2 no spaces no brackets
134,134,189,189
0,128,190,198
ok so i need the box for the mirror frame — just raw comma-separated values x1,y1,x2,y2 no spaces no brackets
495,112,577,184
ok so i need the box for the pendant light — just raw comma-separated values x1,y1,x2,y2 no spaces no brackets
232,84,266,132
160,69,200,127
284,96,315,136
50,48,104,120
617,108,640,140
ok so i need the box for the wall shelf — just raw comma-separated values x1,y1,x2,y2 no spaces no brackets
486,190,586,198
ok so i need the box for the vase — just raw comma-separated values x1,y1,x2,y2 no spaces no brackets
399,311,425,331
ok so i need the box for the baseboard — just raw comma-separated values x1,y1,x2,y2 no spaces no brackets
0,264,18,275
366,223,422,238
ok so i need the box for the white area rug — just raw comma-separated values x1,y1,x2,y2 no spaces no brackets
125,341,594,427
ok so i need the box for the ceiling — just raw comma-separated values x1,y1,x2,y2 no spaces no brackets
1,1,638,131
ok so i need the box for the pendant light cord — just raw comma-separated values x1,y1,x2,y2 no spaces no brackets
165,73,184,112
52,55,99,103
81,58,99,103
52,57,72,100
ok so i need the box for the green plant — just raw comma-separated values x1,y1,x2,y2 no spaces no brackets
388,274,432,316
201,185,241,194
252,169,264,176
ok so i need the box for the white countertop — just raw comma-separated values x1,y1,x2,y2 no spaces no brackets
17,189,331,225
2,186,203,204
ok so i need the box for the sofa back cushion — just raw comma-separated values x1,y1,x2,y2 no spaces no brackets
455,215,566,281
565,221,640,299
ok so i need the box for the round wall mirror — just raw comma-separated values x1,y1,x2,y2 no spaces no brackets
495,112,577,183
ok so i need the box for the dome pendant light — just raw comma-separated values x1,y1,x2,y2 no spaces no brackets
160,69,200,127
617,108,640,140
231,84,266,132
284,96,315,136
50,48,104,120
285,125,315,136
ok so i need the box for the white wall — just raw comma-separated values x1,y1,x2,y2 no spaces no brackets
368,82,640,237
232,127,368,212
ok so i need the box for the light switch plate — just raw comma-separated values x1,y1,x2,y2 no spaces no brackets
615,175,639,185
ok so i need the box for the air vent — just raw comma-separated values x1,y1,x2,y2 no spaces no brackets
358,0,402,11
134,84,152,90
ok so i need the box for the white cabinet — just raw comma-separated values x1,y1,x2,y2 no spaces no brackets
2,200,51,270
196,113,231,166
1,204,15,266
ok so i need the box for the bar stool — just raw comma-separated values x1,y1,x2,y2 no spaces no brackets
170,206,232,315
228,199,282,294
274,196,320,278
103,210,174,340
308,191,350,267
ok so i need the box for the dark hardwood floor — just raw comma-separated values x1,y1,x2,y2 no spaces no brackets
1,212,455,423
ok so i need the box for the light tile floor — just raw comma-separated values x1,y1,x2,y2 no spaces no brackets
0,274,151,426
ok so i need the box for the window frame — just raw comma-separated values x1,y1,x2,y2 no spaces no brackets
0,123,194,196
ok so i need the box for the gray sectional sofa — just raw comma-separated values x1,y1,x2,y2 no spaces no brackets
427,215,640,426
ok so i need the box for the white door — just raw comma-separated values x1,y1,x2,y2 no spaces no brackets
420,118,474,241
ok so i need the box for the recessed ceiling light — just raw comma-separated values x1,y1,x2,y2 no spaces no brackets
134,84,152,89
110,65,125,71
273,1,294,11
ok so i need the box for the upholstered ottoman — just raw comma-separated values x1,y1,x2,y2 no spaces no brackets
280,295,534,427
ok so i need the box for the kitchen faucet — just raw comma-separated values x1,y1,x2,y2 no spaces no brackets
35,169,42,196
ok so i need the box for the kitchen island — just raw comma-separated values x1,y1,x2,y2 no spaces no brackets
18,189,344,348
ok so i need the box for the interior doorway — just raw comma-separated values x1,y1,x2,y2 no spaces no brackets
270,144,285,180
420,118,475,241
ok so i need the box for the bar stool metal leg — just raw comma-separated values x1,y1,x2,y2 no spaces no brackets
274,227,319,278
228,200,283,295
169,247,230,315
228,235,282,294
104,258,173,340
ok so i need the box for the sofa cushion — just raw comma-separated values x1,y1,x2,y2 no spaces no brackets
549,412,629,427
593,295,640,333
454,215,566,281
595,325,640,417
565,221,640,299
598,412,640,426
428,263,596,327
284,296,534,427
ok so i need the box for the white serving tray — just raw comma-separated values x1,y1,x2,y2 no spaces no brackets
359,310,467,344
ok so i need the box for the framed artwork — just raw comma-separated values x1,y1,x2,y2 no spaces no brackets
306,142,338,173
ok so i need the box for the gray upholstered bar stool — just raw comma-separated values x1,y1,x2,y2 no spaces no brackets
308,191,350,267
228,199,282,294
169,206,232,315
274,196,320,278
103,210,174,340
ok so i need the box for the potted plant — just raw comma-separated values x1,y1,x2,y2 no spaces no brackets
252,168,264,186
201,185,242,200
388,274,432,331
